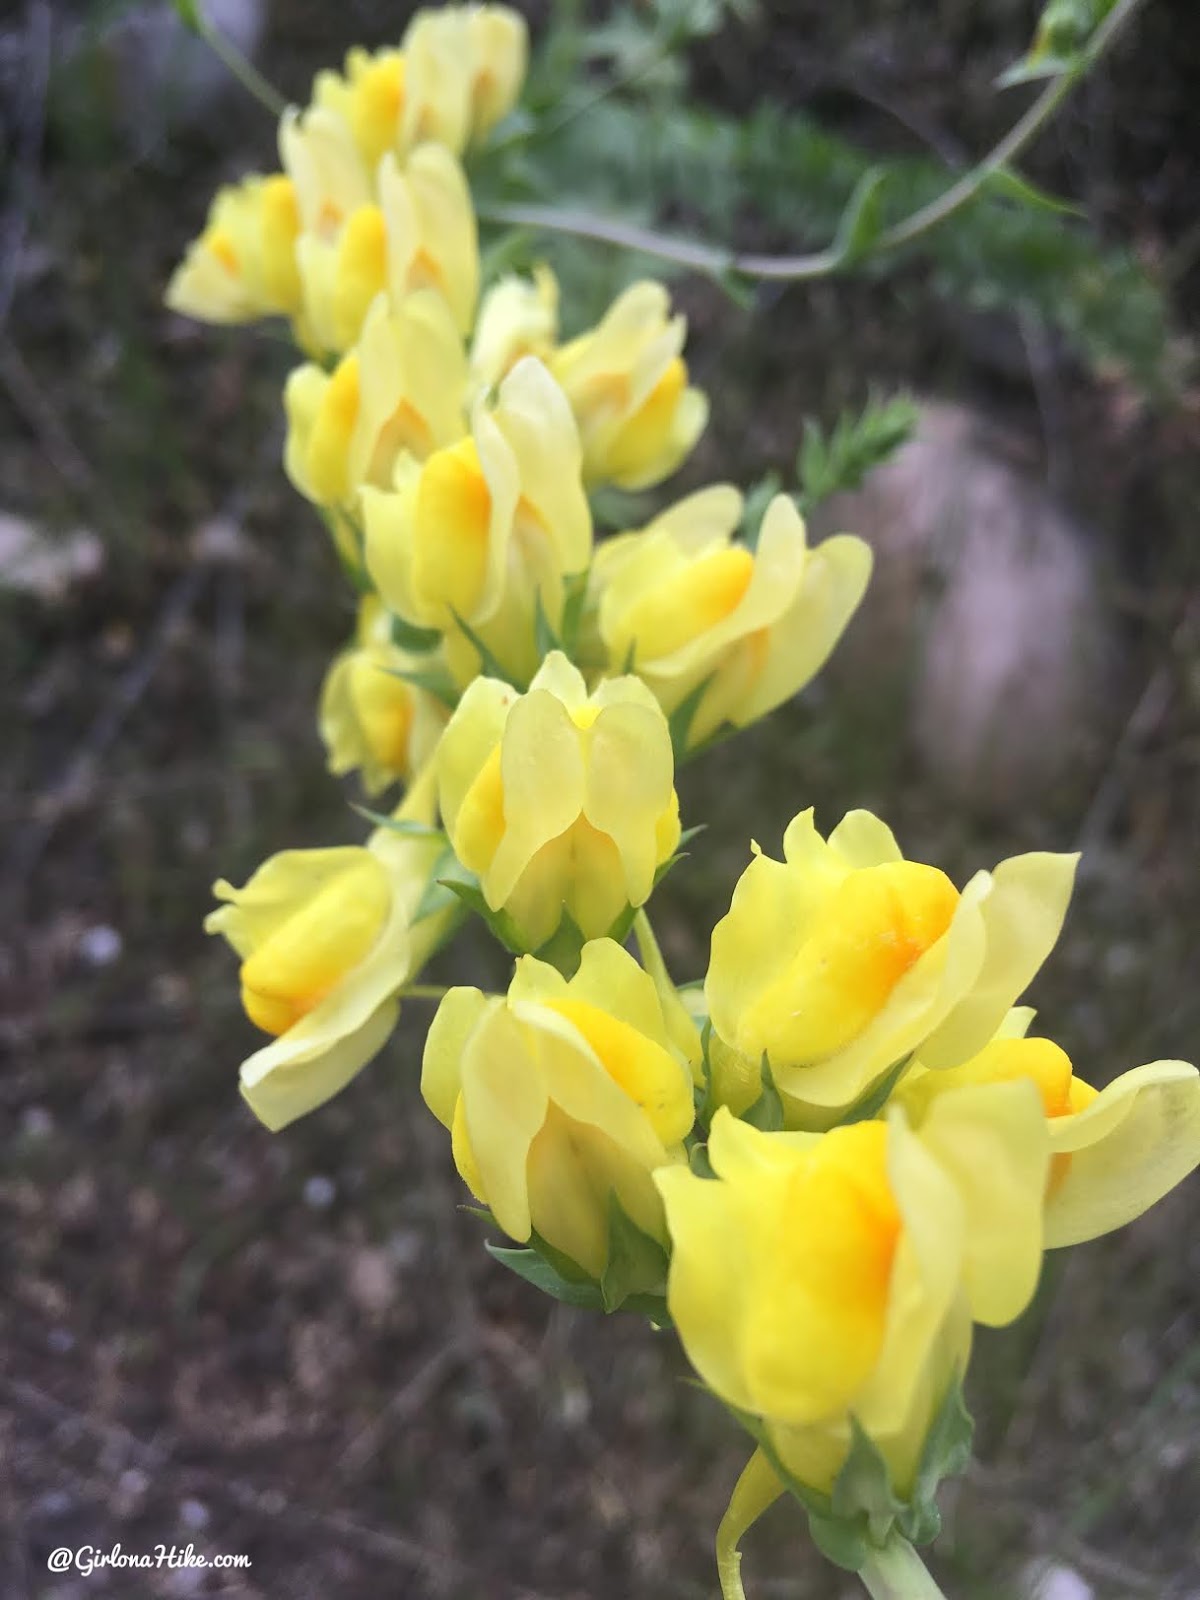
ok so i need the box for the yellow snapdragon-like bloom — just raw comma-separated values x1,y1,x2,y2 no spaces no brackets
470,267,560,395
378,144,479,335
422,939,694,1277
313,6,527,166
706,808,1077,1123
438,653,681,951
166,174,303,325
551,281,708,490
658,1097,1048,1498
279,104,374,245
897,1014,1200,1250
205,771,455,1130
363,356,591,686
284,290,467,506
595,490,872,747
318,596,449,794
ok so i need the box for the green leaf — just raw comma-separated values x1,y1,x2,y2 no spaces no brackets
985,166,1084,218
739,472,783,552
350,805,445,840
741,1054,784,1132
390,613,444,654
837,1053,914,1126
796,392,918,513
486,1244,606,1309
831,167,888,268
600,1194,669,1311
411,846,461,923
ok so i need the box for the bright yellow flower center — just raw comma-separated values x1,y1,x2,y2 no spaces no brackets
239,854,391,1036
335,206,389,344
351,55,406,164
206,226,241,277
413,438,492,618
547,998,691,1145
741,862,959,1065
604,357,687,482
623,544,755,658
305,354,361,502
747,1120,900,1420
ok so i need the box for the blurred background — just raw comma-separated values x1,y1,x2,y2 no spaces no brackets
3,1,1200,1596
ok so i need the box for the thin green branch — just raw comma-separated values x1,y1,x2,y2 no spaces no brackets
189,5,287,118
480,0,1148,285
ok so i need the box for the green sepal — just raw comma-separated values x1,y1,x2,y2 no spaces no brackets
532,908,587,977
692,1016,717,1129
600,1194,669,1312
389,613,443,654
350,805,445,841
725,1406,867,1570
984,166,1084,218
450,608,519,686
904,1373,974,1543
837,1052,914,1126
486,1243,607,1310
831,166,888,268
741,1054,784,1132
439,872,529,954
687,1141,716,1180
383,663,459,710
668,672,717,757
533,588,562,661
831,1419,908,1545
604,843,691,945
589,485,654,532
559,570,590,659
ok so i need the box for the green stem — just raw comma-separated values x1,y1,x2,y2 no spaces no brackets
859,1536,949,1600
193,7,287,118
478,0,1147,285
715,1450,783,1600
401,984,453,1002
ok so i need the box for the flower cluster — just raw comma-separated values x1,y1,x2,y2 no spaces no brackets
174,8,1200,1595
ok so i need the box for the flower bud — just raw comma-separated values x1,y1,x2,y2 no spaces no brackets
319,596,448,793
706,808,1077,1123
438,653,681,951
595,490,871,747
422,939,694,1277
551,281,707,490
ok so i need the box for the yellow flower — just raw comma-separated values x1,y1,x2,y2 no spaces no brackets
313,47,410,168
318,596,449,794
659,1104,1024,1498
379,144,479,334
706,808,1077,1123
279,104,373,246
284,290,467,506
205,771,455,1130
437,653,681,950
462,5,529,141
362,356,591,686
595,490,872,747
896,1014,1200,1250
166,174,303,324
422,939,695,1277
550,281,708,490
295,202,391,355
470,267,560,394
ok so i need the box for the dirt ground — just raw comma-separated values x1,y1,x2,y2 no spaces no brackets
3,3,1200,1598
